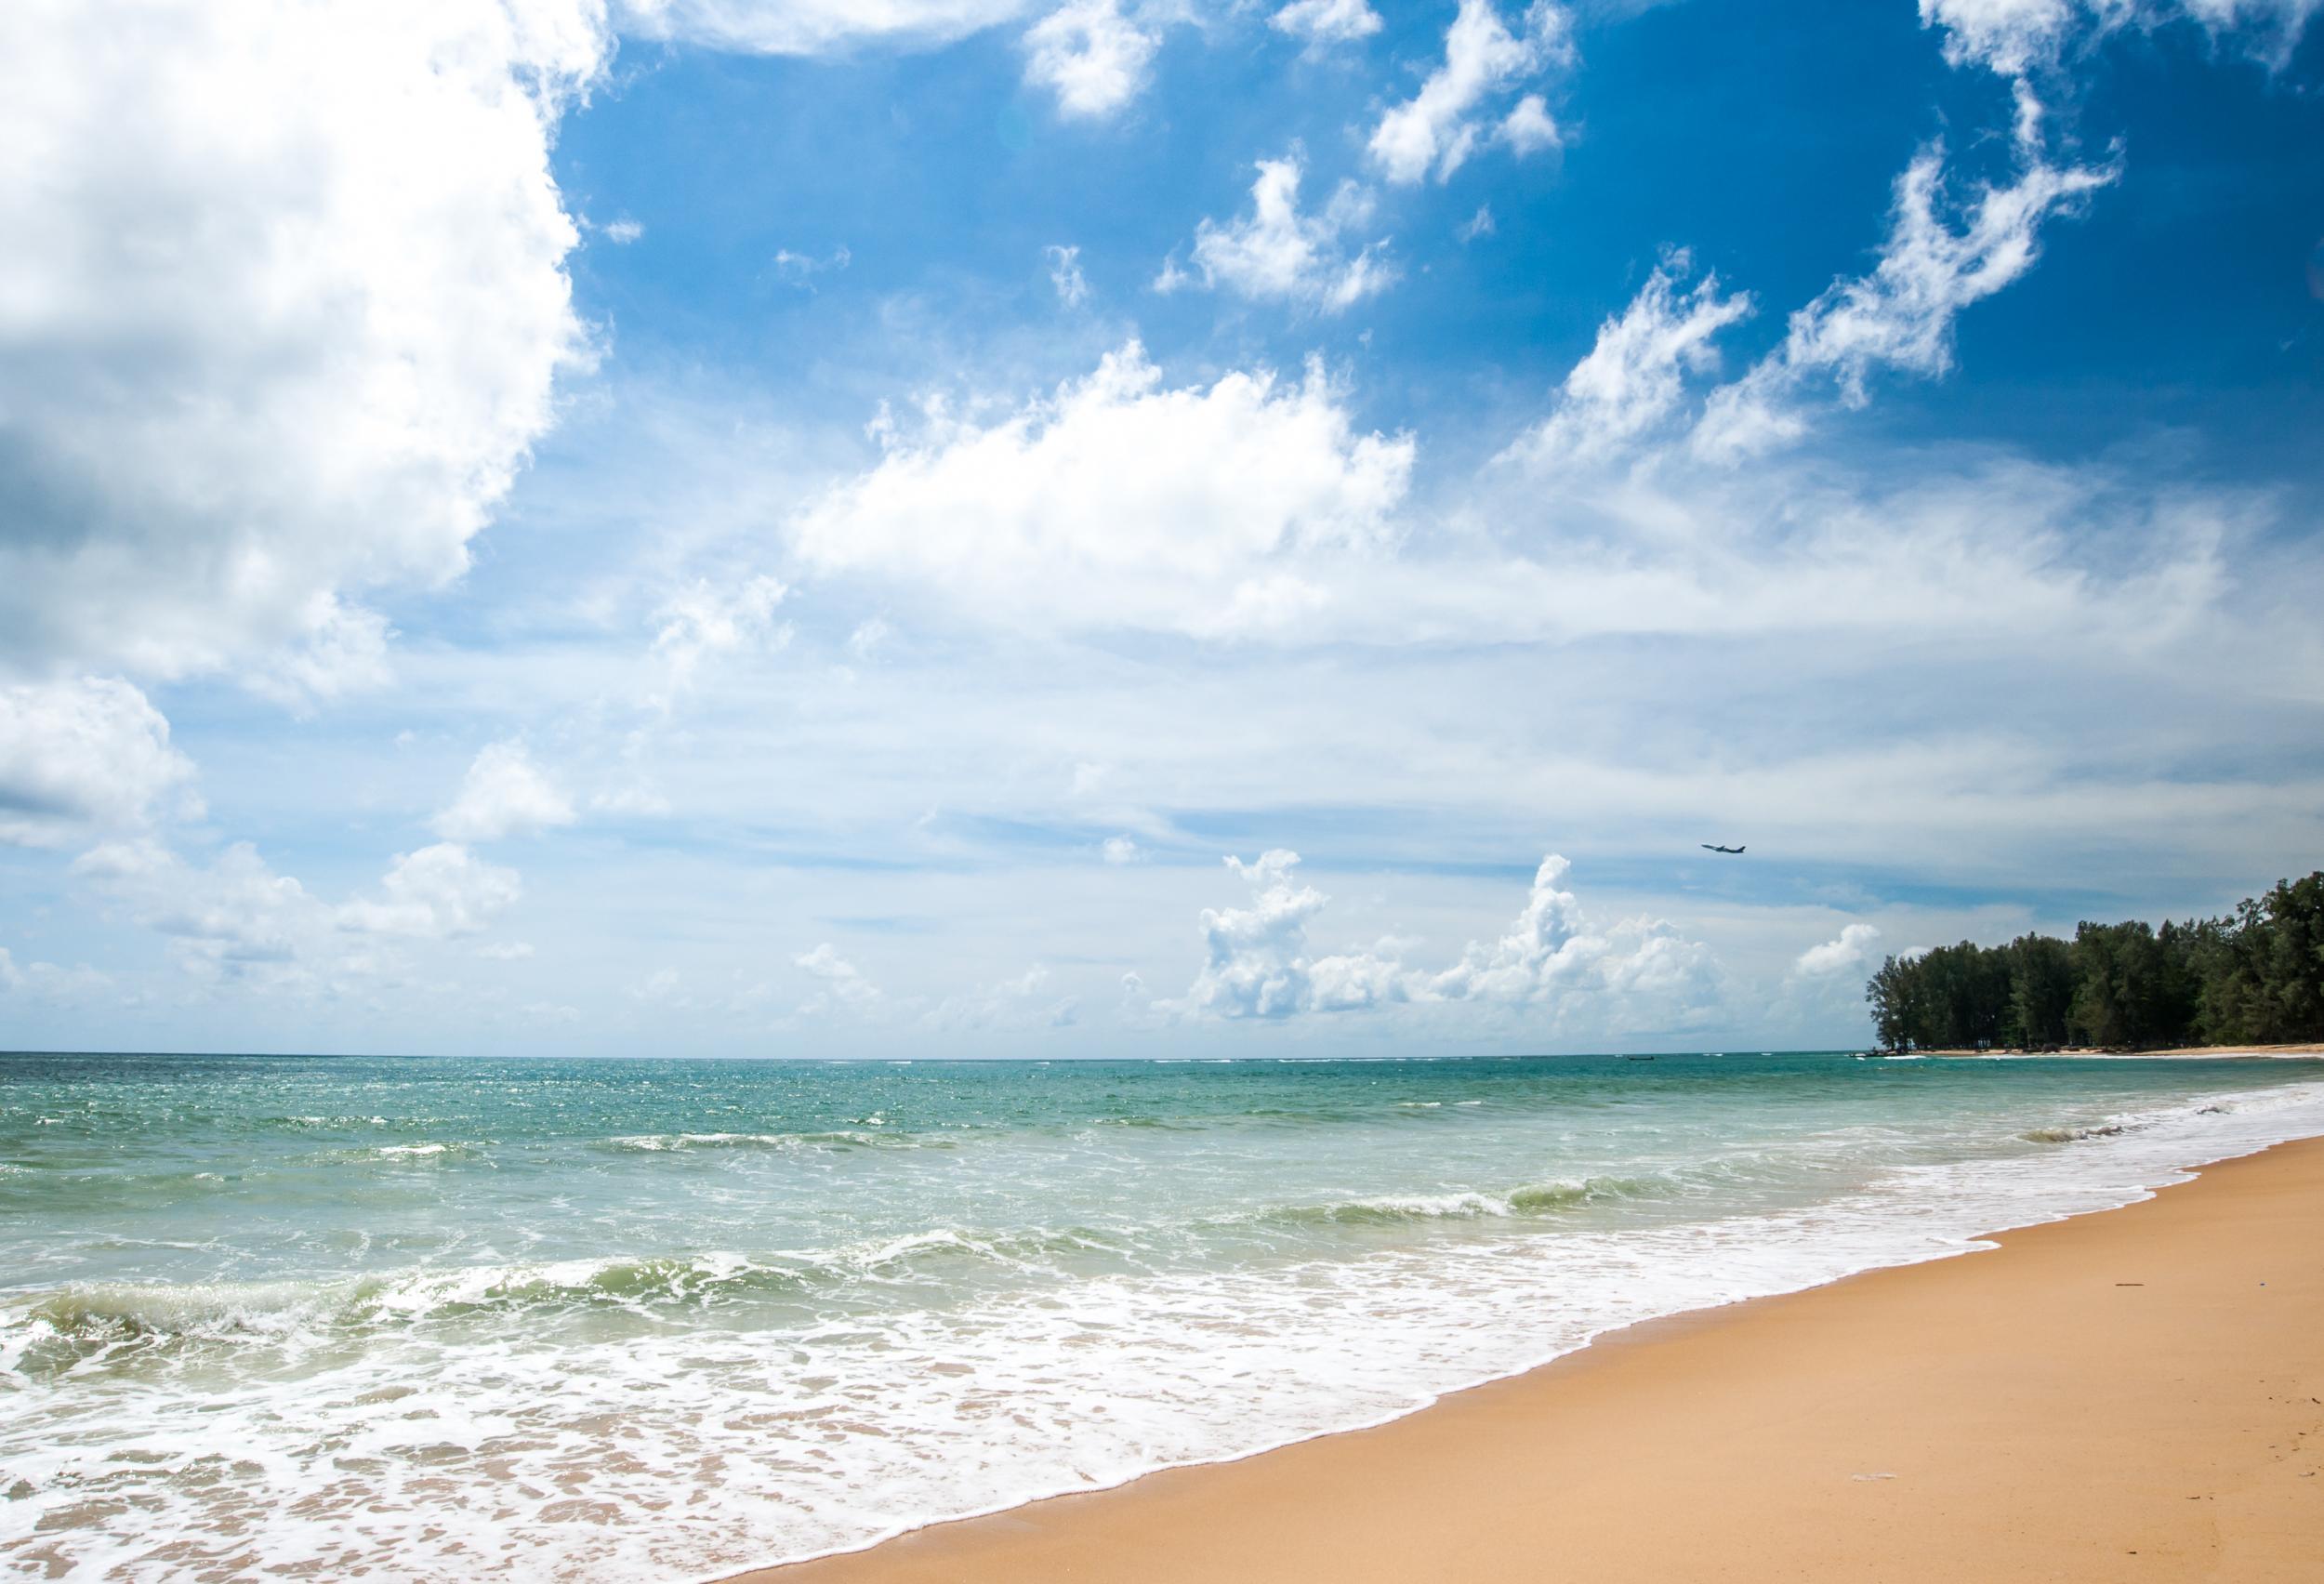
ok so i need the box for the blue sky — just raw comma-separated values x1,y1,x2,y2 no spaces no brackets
2,0,2320,1056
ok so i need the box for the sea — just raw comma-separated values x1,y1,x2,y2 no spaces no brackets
5,1049,2323,1580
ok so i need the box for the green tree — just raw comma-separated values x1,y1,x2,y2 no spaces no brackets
1861,870,2322,1052
2003,933,2075,1048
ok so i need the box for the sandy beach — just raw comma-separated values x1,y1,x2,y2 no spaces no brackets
746,1136,2324,1584
1921,1045,2324,1061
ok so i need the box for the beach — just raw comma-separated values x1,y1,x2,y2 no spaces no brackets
1924,1045,2324,1061
750,1135,2324,1584
10,1052,2323,1578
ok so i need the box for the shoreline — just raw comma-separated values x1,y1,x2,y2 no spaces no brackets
736,1132,2324,1583
1908,1043,2324,1060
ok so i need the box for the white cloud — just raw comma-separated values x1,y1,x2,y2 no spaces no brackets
0,0,602,686
796,942,883,1010
433,741,577,843
1170,851,1721,1029
1046,244,1091,306
1459,205,1498,242
772,244,852,288
1176,851,1406,1018
1507,253,1752,466
1182,151,1398,313
652,574,790,687
632,966,685,1004
1794,921,1882,977
0,947,112,1001
73,838,326,984
1921,0,2319,76
592,786,675,818
1427,856,1721,1024
1367,0,1573,184
0,677,199,848
338,843,522,939
1921,0,2086,74
922,963,1073,1030
1022,0,1158,120
620,0,1034,54
1102,836,1143,864
240,597,396,713
1271,0,1383,46
789,342,1414,637
477,940,537,961
1695,144,2112,462
73,831,520,985
601,218,645,244
1497,92,1561,155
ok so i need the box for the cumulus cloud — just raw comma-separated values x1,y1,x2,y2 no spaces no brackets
73,830,522,994
433,741,578,843
781,320,2238,657
73,838,324,984
1022,0,1158,119
1795,922,1883,977
1497,93,1561,155
1103,836,1143,864
1506,253,1752,467
0,677,199,848
1694,144,2111,462
789,342,1414,636
1271,0,1383,46
1176,851,1407,1018
796,943,883,1011
338,843,523,939
1175,151,1398,314
1171,851,1721,1028
1367,0,1573,184
0,0,602,687
1426,856,1720,1023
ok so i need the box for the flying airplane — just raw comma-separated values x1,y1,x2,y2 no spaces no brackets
1701,843,1746,854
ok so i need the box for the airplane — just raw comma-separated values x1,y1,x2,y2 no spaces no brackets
1700,843,1746,854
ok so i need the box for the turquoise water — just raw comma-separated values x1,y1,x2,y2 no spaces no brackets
5,1049,2323,1579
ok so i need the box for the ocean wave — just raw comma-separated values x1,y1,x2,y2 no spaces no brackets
2018,1122,2130,1144
1265,1174,1657,1227
602,1129,953,1154
0,1222,1138,1378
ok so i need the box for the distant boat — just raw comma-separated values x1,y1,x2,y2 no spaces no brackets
1622,1055,1657,1062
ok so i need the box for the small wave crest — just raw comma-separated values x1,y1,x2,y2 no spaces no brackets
1268,1174,1657,1228
2018,1123,2130,1144
0,1224,1131,1379
602,1129,952,1154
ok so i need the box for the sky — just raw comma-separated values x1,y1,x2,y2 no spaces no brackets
1,0,2320,1058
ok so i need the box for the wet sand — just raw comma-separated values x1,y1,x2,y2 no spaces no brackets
738,1137,2324,1584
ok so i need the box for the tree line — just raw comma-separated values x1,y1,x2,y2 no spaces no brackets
1864,871,2324,1052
